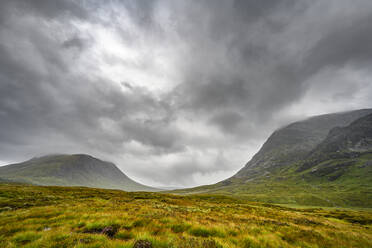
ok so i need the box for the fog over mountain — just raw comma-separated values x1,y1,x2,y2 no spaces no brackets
0,0,372,187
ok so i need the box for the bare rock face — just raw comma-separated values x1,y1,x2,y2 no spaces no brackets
133,240,152,248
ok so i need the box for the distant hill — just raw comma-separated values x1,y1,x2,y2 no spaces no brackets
0,154,159,192
174,109,372,207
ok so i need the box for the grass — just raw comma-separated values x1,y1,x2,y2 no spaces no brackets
12,231,42,245
0,183,371,247
188,227,225,238
170,223,191,233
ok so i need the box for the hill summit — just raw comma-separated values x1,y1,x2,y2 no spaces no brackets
0,154,159,192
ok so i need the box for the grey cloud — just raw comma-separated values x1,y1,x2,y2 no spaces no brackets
178,78,250,112
119,0,159,27
62,36,90,51
130,151,235,186
304,11,372,72
209,111,244,134
0,1,183,161
166,0,372,139
0,0,372,187
0,0,87,23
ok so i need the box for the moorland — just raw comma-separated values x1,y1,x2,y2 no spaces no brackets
0,183,371,248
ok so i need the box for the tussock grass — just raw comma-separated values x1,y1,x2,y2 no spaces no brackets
115,231,134,240
12,231,41,245
0,183,371,247
170,223,191,233
188,227,225,238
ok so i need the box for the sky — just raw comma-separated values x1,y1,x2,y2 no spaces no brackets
0,0,372,188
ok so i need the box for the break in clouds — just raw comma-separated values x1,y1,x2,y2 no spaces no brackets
0,0,372,187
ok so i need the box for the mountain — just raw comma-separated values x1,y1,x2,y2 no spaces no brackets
174,109,372,207
233,108,372,180
0,154,159,192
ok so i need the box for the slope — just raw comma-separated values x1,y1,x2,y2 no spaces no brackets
233,108,372,180
174,109,372,207
0,154,159,192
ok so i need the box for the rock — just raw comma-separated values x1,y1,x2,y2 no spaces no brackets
133,240,152,248
364,161,372,167
100,226,117,238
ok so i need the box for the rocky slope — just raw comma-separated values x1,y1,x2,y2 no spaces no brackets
233,109,372,180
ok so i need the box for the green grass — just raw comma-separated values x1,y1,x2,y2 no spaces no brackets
12,231,42,245
115,231,134,240
0,183,371,247
170,223,191,233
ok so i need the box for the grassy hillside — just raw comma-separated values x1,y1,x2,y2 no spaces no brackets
174,110,372,207
0,183,372,248
0,154,159,192
234,109,372,179
173,153,372,207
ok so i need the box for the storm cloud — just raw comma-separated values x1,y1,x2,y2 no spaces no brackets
0,0,372,187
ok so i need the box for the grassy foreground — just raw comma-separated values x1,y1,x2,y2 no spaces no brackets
0,184,372,247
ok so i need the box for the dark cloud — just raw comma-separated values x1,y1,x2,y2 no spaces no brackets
62,36,89,51
178,78,250,112
209,111,244,134
304,11,372,72
120,0,159,27
0,0,87,23
0,0,371,187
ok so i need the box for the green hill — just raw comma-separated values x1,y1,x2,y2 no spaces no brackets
0,154,159,192
174,109,372,207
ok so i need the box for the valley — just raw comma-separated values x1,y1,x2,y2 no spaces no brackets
1,109,372,247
